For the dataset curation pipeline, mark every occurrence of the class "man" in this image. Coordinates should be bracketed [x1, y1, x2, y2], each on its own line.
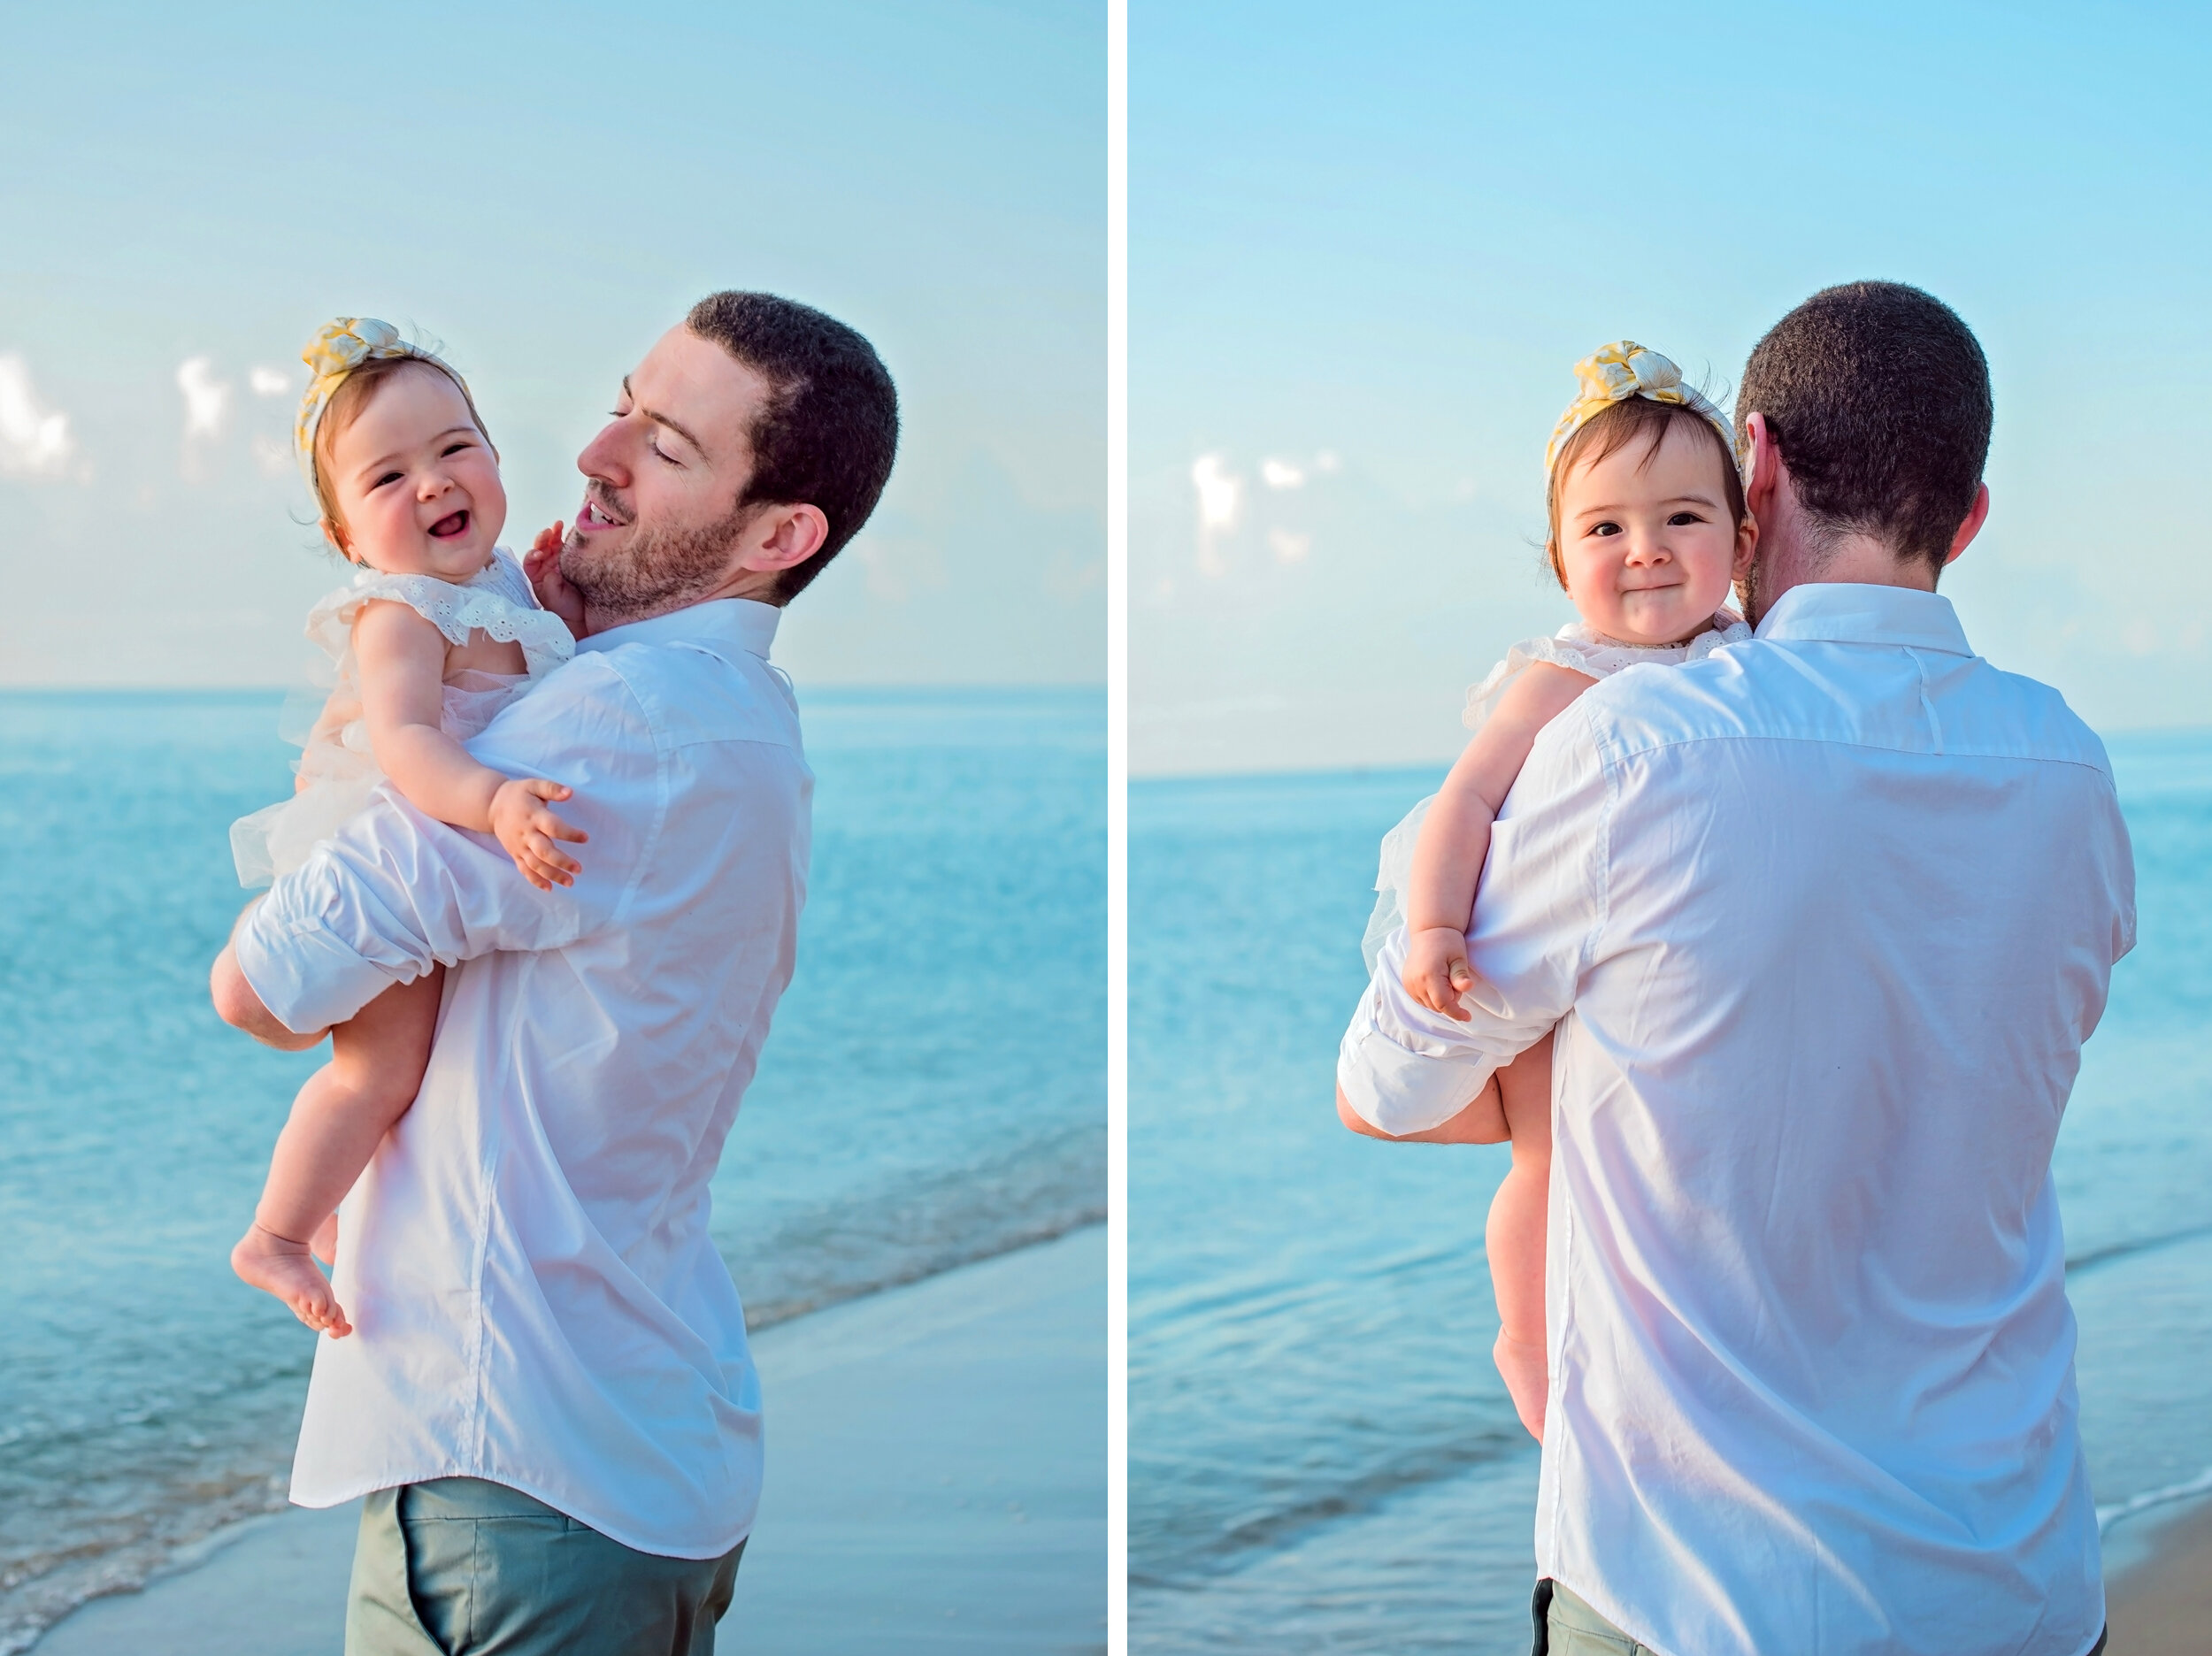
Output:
[1338, 282, 2132, 1655]
[211, 292, 898, 1653]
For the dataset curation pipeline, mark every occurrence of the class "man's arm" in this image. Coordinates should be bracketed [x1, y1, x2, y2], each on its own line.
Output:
[221, 656, 654, 1037]
[1337, 701, 1609, 1138]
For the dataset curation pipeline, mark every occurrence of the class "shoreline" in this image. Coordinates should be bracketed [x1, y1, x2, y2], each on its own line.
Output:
[31, 1226, 1105, 1655]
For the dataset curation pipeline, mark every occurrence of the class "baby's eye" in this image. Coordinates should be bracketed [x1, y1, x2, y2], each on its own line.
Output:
[1587, 520, 1621, 538]
[442, 440, 475, 457]
[372, 471, 403, 489]
[1667, 510, 1707, 526]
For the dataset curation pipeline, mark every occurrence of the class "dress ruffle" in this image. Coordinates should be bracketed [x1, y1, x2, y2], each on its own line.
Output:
[305, 549, 572, 679]
[230, 549, 573, 888]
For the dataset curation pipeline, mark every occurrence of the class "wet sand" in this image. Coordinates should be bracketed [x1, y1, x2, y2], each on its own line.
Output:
[2104, 1495, 2212, 1655]
[32, 1226, 1105, 1654]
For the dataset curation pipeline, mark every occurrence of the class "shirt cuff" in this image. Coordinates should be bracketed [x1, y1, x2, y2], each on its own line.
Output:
[234, 895, 407, 1036]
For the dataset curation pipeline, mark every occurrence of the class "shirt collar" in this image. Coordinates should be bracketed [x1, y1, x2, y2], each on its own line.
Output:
[1754, 582, 1974, 656]
[574, 598, 780, 664]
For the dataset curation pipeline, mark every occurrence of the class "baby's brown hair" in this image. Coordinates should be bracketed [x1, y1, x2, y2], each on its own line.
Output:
[1543, 396, 1746, 589]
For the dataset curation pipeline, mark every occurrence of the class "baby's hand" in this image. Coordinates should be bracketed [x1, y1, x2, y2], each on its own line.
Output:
[1402, 925, 1479, 1020]
[526, 523, 588, 638]
[489, 777, 589, 891]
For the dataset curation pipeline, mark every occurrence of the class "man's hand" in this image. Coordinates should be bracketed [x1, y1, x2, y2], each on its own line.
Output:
[1402, 924, 1478, 1020]
[1336, 1077, 1509, 1144]
[526, 524, 588, 638]
[211, 939, 326, 1051]
[488, 777, 588, 891]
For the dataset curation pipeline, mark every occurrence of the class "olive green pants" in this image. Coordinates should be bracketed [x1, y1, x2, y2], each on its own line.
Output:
[345, 1478, 745, 1655]
[1531, 1579, 2108, 1655]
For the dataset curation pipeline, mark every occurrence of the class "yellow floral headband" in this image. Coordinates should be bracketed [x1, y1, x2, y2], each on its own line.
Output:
[294, 317, 460, 468]
[1544, 341, 1746, 482]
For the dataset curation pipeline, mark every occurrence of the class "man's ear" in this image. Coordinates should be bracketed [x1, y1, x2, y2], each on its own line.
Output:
[741, 502, 831, 576]
[1743, 412, 1780, 518]
[1732, 504, 1759, 583]
[1944, 483, 1990, 567]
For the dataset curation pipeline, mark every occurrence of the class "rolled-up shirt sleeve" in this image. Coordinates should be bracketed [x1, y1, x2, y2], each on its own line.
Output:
[235, 655, 657, 1035]
[1338, 699, 1610, 1135]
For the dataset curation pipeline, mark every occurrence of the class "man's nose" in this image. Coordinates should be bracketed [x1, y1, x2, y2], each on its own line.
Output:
[577, 420, 629, 486]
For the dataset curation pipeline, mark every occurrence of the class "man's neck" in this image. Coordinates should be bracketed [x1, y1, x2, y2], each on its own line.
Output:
[580, 568, 783, 639]
[1748, 533, 1935, 625]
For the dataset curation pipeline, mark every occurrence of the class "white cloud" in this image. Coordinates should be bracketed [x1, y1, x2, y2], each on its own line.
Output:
[249, 365, 294, 397]
[0, 355, 76, 479]
[1261, 457, 1305, 490]
[1268, 529, 1311, 564]
[178, 356, 232, 438]
[1313, 449, 1341, 474]
[1191, 453, 1243, 577]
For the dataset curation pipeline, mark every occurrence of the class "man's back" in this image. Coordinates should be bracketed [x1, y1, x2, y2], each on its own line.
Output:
[1343, 581, 2134, 1652]
[1520, 583, 2131, 1652]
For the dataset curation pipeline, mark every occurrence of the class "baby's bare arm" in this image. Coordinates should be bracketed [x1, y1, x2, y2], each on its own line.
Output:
[351, 602, 588, 890]
[354, 602, 510, 830]
[1401, 663, 1596, 1015]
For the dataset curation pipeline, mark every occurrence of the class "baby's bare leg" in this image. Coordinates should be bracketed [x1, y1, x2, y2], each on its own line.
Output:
[232, 967, 443, 1337]
[1486, 1030, 1555, 1440]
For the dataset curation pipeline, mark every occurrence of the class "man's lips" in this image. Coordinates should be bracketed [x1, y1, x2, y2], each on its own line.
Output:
[576, 495, 630, 533]
[428, 510, 470, 540]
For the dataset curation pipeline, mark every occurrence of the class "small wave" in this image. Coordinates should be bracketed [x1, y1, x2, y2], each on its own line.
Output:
[1133, 1428, 1534, 1589]
[2095, 1466, 2212, 1535]
[2065, 1222, 2212, 1276]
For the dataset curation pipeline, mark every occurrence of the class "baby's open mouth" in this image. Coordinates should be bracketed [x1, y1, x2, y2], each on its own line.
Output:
[428, 510, 471, 540]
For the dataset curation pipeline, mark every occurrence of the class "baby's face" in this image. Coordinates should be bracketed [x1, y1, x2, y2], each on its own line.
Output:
[323, 365, 507, 581]
[1555, 419, 1752, 646]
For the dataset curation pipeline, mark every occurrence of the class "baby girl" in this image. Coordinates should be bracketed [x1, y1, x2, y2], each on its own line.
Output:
[227, 319, 586, 1337]
[1363, 343, 1755, 1438]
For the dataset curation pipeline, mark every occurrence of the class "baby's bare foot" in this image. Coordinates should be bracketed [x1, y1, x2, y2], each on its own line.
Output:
[232, 1222, 352, 1338]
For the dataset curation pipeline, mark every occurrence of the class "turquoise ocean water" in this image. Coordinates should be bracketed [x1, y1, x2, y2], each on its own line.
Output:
[0, 687, 1103, 1653]
[1132, 732, 2212, 1651]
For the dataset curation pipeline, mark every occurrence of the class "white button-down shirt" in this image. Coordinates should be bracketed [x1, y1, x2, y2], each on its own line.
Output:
[236, 598, 808, 1559]
[1340, 584, 2134, 1656]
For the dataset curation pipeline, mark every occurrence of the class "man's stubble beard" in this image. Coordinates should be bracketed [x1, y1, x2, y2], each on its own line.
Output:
[560, 494, 756, 625]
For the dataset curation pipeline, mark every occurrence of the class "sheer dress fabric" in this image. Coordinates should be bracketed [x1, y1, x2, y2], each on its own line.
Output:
[230, 548, 573, 887]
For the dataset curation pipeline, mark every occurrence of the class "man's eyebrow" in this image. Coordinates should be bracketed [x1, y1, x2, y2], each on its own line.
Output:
[355, 426, 480, 476]
[621, 376, 709, 457]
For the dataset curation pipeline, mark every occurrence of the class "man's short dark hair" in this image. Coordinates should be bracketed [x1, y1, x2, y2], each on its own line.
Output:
[1737, 281, 1992, 577]
[685, 291, 899, 602]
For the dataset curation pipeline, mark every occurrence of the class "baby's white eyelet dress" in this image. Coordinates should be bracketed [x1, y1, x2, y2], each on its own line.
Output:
[230, 548, 575, 888]
[1362, 611, 1754, 973]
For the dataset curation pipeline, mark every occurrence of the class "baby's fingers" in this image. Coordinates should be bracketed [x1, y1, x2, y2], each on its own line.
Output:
[520, 833, 580, 884]
[510, 852, 555, 892]
[531, 808, 588, 847]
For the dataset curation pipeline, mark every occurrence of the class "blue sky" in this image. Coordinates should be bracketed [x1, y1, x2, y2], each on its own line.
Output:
[1132, 1, 2212, 772]
[0, 0, 1102, 687]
